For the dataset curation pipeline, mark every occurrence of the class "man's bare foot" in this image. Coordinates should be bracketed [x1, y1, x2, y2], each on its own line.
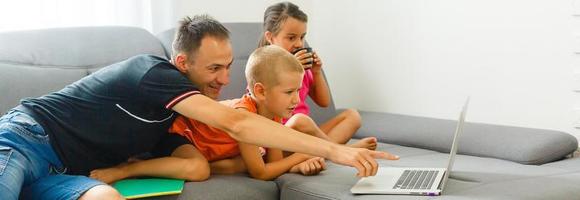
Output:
[349, 137, 378, 150]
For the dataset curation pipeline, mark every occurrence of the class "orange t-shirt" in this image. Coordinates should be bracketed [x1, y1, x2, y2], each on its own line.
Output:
[168, 94, 280, 161]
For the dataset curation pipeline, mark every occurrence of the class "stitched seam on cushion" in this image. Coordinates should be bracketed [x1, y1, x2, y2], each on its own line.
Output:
[284, 186, 339, 200]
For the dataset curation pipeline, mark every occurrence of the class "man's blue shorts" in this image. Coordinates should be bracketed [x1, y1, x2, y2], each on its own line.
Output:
[0, 109, 104, 200]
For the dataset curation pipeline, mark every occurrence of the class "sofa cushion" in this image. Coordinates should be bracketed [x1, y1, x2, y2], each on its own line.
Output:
[542, 157, 580, 171]
[145, 174, 278, 200]
[447, 172, 580, 199]
[356, 111, 578, 165]
[0, 63, 87, 113]
[276, 139, 580, 200]
[0, 26, 166, 68]
[0, 26, 167, 113]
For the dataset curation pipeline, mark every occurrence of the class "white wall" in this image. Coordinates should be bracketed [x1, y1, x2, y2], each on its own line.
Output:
[306, 0, 580, 140]
[0, 0, 153, 32]
[153, 0, 579, 140]
[149, 0, 313, 34]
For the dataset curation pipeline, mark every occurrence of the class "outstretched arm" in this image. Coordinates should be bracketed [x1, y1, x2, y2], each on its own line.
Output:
[172, 95, 399, 177]
[238, 143, 313, 181]
[90, 144, 209, 184]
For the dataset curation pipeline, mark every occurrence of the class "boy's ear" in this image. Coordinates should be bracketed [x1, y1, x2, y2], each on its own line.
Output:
[173, 53, 188, 73]
[253, 82, 267, 101]
[265, 31, 273, 44]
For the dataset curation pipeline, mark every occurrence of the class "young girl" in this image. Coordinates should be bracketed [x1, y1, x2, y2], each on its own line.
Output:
[259, 2, 376, 148]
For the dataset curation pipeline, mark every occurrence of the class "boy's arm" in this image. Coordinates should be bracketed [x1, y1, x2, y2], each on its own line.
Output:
[239, 143, 311, 181]
[211, 107, 285, 175]
[90, 144, 209, 184]
[289, 157, 327, 175]
[172, 95, 399, 177]
[265, 147, 284, 163]
[267, 148, 326, 176]
[308, 53, 331, 107]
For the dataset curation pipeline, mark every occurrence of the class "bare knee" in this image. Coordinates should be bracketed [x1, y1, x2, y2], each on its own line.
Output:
[286, 114, 316, 134]
[171, 144, 210, 181]
[184, 158, 210, 181]
[79, 185, 123, 200]
[342, 109, 361, 128]
[292, 113, 314, 126]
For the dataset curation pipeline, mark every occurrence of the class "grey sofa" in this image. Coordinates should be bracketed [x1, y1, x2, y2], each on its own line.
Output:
[1, 23, 580, 200]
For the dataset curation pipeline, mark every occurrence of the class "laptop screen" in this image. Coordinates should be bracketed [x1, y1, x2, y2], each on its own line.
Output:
[440, 97, 469, 190]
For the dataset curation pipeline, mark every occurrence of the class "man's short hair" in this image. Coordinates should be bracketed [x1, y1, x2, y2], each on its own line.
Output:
[172, 14, 230, 63]
[245, 45, 304, 93]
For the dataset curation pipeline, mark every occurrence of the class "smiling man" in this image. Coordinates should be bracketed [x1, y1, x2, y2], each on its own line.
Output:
[0, 15, 398, 199]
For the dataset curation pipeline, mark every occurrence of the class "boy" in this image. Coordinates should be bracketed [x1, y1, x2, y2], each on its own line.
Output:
[174, 45, 328, 179]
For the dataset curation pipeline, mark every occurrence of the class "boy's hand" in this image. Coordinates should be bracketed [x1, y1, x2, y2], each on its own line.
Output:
[90, 166, 128, 184]
[327, 145, 399, 177]
[290, 157, 326, 176]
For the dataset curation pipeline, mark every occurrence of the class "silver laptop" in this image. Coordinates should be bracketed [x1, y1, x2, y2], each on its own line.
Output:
[350, 98, 469, 196]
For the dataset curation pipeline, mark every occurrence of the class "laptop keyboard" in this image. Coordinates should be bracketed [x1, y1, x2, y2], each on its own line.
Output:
[393, 170, 439, 190]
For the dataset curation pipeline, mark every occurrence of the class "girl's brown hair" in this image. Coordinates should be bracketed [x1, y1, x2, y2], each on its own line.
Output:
[258, 2, 308, 47]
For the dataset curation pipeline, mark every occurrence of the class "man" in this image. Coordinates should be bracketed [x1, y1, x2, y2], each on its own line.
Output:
[0, 15, 398, 199]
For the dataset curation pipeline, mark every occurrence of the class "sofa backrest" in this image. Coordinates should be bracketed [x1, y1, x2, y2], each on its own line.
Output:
[0, 26, 167, 113]
[156, 22, 337, 124]
[0, 24, 337, 124]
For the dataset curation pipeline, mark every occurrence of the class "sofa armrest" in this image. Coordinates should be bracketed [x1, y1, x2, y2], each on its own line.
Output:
[355, 111, 578, 165]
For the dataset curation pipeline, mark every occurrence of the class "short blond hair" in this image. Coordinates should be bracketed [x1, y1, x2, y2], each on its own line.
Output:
[245, 45, 304, 93]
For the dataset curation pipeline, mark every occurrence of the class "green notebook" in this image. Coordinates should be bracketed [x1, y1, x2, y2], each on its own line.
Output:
[113, 178, 185, 199]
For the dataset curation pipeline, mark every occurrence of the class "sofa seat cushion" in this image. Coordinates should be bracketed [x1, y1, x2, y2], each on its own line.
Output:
[146, 174, 279, 200]
[276, 139, 579, 200]
[542, 157, 580, 171]
[447, 172, 580, 200]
